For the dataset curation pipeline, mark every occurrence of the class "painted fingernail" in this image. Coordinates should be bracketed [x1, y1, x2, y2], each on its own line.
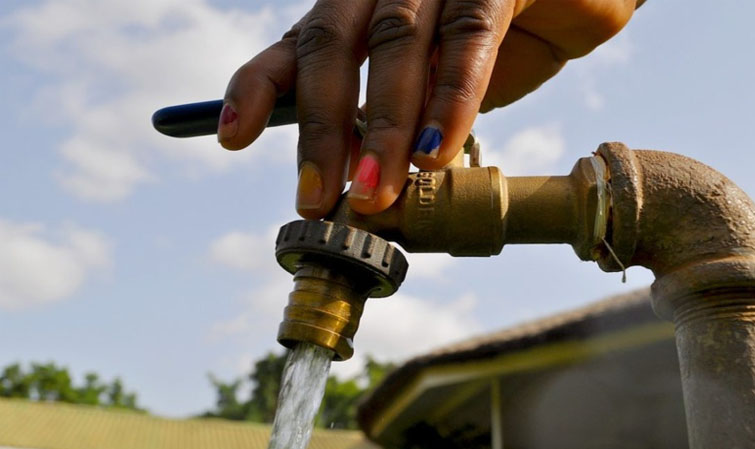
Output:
[348, 153, 380, 200]
[413, 125, 443, 159]
[296, 162, 324, 210]
[217, 103, 238, 141]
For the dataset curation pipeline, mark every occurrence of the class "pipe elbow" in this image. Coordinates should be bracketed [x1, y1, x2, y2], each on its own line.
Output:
[596, 142, 755, 318]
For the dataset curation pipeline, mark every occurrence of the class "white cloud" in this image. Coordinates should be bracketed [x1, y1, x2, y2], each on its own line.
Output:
[57, 138, 152, 201]
[208, 272, 291, 340]
[589, 31, 633, 66]
[573, 31, 634, 111]
[4, 0, 303, 202]
[404, 252, 457, 280]
[207, 227, 290, 344]
[0, 220, 111, 309]
[209, 227, 279, 273]
[332, 292, 481, 379]
[482, 124, 565, 175]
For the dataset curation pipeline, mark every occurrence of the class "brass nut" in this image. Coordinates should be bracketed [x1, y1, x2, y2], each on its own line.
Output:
[275, 220, 408, 361]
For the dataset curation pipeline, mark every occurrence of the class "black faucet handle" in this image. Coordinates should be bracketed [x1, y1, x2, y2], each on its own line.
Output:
[151, 90, 297, 138]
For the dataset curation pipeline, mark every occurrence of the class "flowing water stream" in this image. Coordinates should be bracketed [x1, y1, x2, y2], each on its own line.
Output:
[268, 343, 334, 449]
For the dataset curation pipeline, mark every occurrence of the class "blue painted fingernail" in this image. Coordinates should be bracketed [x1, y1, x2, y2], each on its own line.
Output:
[413, 126, 443, 158]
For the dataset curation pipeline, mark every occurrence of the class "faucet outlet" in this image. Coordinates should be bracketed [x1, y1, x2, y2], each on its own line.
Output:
[275, 220, 408, 361]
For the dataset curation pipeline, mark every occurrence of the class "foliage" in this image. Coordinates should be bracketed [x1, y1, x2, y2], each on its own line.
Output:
[0, 362, 142, 411]
[317, 375, 362, 429]
[247, 352, 288, 423]
[204, 352, 395, 429]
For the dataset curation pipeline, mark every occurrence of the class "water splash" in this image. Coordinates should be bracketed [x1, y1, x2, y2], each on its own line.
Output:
[268, 343, 333, 449]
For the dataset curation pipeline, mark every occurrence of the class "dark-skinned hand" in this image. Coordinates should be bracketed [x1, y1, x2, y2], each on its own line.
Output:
[218, 0, 643, 218]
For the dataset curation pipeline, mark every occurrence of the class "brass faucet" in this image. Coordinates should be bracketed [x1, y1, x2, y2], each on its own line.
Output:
[273, 140, 755, 449]
[274, 134, 612, 361]
[154, 101, 755, 449]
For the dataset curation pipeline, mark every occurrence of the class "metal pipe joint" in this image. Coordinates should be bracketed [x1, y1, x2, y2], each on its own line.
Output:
[594, 142, 755, 448]
[277, 141, 755, 448]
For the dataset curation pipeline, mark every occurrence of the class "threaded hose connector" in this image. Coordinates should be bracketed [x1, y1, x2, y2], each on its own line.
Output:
[275, 220, 408, 360]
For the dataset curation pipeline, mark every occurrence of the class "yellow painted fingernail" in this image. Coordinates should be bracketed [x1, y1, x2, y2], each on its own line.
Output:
[296, 162, 323, 210]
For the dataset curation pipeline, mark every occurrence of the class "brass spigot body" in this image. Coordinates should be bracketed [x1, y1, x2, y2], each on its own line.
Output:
[330, 157, 609, 261]
[276, 154, 610, 361]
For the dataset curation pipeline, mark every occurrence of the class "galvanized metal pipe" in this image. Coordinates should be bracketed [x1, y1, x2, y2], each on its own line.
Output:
[597, 143, 755, 449]
[671, 291, 755, 448]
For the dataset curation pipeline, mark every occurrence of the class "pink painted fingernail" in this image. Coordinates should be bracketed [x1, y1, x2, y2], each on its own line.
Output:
[348, 153, 380, 200]
[217, 103, 238, 141]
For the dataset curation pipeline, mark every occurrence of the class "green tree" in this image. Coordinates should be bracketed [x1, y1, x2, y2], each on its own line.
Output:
[364, 356, 396, 390]
[316, 356, 396, 429]
[206, 374, 245, 420]
[316, 376, 362, 429]
[0, 361, 143, 411]
[246, 352, 288, 422]
[0, 364, 31, 398]
[107, 377, 139, 409]
[28, 362, 76, 402]
[205, 351, 395, 429]
[76, 373, 107, 406]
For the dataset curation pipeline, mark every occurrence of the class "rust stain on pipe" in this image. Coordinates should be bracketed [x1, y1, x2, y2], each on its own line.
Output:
[596, 142, 755, 449]
[597, 143, 755, 279]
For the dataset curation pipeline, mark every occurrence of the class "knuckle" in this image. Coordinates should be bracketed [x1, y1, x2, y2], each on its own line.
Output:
[282, 11, 311, 41]
[434, 71, 479, 105]
[367, 113, 404, 132]
[363, 110, 415, 152]
[281, 24, 301, 42]
[296, 14, 347, 60]
[440, 1, 499, 41]
[298, 113, 339, 147]
[368, 2, 420, 51]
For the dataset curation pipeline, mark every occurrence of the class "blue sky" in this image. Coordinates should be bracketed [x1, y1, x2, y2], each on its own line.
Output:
[1, 0, 753, 417]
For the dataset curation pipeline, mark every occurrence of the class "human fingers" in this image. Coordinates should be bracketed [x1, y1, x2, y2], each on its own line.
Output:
[347, 0, 444, 214]
[218, 33, 298, 150]
[410, 0, 518, 171]
[346, 106, 367, 181]
[294, 0, 375, 219]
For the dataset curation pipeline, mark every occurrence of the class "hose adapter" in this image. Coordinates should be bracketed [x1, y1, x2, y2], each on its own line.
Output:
[275, 220, 408, 361]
